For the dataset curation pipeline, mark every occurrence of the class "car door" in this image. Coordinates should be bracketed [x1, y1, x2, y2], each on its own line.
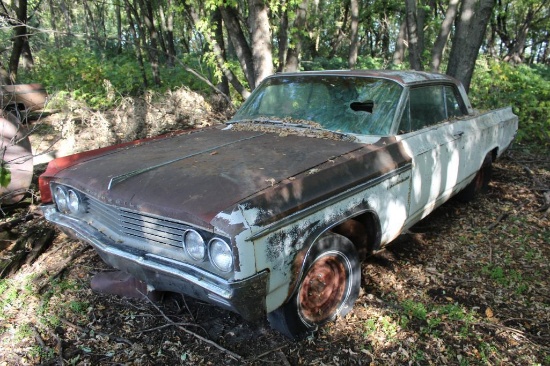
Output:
[397, 84, 468, 223]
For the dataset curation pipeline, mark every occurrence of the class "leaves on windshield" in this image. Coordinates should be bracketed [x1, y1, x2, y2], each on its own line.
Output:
[231, 120, 357, 142]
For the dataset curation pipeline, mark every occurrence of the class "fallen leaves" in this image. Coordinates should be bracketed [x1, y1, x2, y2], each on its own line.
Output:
[1, 146, 548, 365]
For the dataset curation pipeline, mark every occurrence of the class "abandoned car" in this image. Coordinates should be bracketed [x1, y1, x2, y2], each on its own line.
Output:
[39, 70, 518, 338]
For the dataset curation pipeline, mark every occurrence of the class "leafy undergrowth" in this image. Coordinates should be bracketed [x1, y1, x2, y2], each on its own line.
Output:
[0, 145, 548, 365]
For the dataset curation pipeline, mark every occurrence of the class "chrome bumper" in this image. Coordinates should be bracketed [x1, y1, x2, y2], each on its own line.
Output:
[41, 205, 269, 321]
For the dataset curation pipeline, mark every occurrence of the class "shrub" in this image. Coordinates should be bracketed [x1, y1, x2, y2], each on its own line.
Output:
[19, 47, 215, 109]
[470, 60, 550, 145]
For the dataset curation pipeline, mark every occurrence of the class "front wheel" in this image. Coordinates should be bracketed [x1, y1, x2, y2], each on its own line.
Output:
[268, 233, 360, 339]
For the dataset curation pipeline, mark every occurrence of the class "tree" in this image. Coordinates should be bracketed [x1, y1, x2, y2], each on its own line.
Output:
[284, 0, 309, 72]
[431, 0, 459, 72]
[248, 0, 273, 86]
[220, 4, 256, 89]
[392, 18, 407, 66]
[1, 0, 34, 82]
[447, 0, 496, 92]
[348, 0, 359, 69]
[405, 0, 424, 71]
[494, 0, 550, 65]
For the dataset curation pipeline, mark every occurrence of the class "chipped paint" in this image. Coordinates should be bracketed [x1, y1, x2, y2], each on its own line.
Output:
[40, 71, 518, 322]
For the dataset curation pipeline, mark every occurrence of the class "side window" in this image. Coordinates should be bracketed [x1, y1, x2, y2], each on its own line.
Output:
[398, 98, 410, 134]
[398, 84, 467, 134]
[444, 86, 465, 118]
[409, 86, 446, 131]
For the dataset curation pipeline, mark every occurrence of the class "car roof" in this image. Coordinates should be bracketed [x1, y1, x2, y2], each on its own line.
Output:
[270, 70, 460, 87]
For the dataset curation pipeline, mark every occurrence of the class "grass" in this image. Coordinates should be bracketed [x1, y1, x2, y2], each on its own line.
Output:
[0, 145, 548, 365]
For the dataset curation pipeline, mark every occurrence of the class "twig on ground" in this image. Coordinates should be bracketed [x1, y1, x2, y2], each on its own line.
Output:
[37, 245, 91, 293]
[247, 345, 288, 363]
[181, 294, 195, 322]
[136, 322, 203, 334]
[59, 317, 133, 346]
[29, 323, 47, 349]
[486, 213, 509, 231]
[142, 294, 243, 361]
[0, 213, 36, 231]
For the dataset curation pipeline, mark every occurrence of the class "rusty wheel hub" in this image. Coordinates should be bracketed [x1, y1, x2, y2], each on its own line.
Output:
[298, 254, 347, 323]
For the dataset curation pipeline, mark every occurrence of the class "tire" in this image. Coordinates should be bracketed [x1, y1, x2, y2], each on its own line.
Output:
[457, 154, 492, 202]
[268, 233, 360, 339]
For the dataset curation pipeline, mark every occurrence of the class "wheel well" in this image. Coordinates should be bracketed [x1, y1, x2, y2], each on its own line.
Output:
[331, 211, 381, 259]
[490, 147, 498, 162]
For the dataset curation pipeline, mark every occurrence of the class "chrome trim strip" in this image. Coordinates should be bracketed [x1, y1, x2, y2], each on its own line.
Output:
[41, 205, 270, 321]
[246, 163, 412, 241]
[42, 205, 230, 295]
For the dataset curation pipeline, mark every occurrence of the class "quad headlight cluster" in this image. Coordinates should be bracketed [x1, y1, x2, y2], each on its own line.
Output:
[50, 184, 234, 273]
[183, 229, 233, 272]
[52, 184, 87, 215]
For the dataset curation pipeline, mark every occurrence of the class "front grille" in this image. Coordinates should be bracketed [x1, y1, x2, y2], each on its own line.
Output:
[86, 196, 190, 249]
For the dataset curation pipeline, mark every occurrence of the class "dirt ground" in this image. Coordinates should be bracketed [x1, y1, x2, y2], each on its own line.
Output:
[0, 108, 548, 365]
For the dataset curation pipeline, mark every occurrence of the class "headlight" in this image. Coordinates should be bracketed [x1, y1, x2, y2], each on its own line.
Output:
[209, 238, 233, 272]
[67, 189, 86, 214]
[53, 186, 69, 213]
[183, 230, 206, 261]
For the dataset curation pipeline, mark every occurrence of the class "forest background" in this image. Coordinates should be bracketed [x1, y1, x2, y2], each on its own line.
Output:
[1, 0, 549, 146]
[1, 1, 549, 365]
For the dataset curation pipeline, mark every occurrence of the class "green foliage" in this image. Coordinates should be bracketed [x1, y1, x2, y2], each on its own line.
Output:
[470, 60, 550, 145]
[304, 56, 385, 71]
[20, 47, 213, 109]
[401, 299, 428, 321]
[0, 162, 11, 188]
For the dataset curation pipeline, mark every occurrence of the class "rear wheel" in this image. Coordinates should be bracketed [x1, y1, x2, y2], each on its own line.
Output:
[457, 154, 492, 202]
[268, 233, 360, 339]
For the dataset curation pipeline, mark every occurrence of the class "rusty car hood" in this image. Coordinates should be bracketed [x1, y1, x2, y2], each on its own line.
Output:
[54, 126, 401, 227]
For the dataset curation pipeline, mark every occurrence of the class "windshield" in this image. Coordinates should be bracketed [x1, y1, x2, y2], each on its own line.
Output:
[230, 75, 403, 135]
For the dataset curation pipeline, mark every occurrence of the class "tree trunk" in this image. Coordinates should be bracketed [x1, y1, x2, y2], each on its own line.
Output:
[8, 0, 33, 82]
[83, 0, 101, 48]
[348, 0, 360, 69]
[430, 0, 459, 72]
[220, 5, 256, 89]
[285, 0, 308, 72]
[406, 0, 423, 71]
[328, 3, 349, 59]
[116, 1, 123, 53]
[248, 0, 273, 87]
[60, 1, 73, 47]
[124, 0, 148, 88]
[187, 5, 250, 99]
[276, 7, 289, 72]
[159, 1, 177, 67]
[139, 0, 161, 86]
[0, 63, 10, 85]
[504, 9, 533, 64]
[541, 36, 550, 64]
[447, 0, 495, 92]
[392, 19, 407, 66]
[213, 8, 229, 96]
[381, 14, 391, 61]
[48, 0, 60, 49]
